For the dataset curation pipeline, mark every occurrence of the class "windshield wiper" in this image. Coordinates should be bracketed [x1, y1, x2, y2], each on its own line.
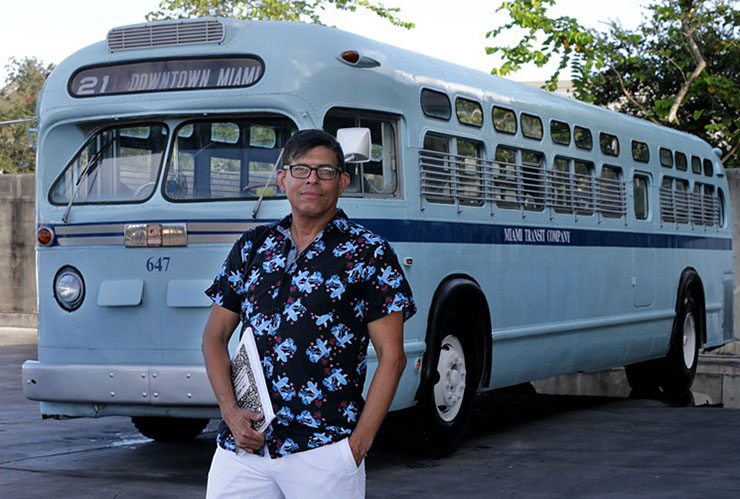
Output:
[62, 137, 116, 224]
[251, 148, 284, 219]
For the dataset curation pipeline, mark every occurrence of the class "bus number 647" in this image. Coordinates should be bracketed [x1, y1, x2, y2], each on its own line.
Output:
[146, 256, 170, 272]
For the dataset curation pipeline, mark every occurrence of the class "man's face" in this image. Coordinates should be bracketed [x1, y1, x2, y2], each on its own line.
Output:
[277, 145, 350, 223]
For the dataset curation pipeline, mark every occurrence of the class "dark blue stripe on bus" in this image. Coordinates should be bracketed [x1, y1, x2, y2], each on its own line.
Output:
[357, 219, 732, 251]
[52, 219, 732, 251]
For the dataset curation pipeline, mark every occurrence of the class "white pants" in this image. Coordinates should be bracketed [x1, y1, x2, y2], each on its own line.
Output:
[206, 438, 366, 499]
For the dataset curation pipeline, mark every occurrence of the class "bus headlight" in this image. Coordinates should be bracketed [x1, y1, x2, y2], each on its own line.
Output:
[54, 266, 85, 311]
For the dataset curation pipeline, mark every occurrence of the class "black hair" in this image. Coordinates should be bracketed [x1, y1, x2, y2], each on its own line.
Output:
[283, 129, 345, 172]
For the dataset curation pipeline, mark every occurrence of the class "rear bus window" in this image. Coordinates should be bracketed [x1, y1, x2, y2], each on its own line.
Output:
[703, 158, 713, 177]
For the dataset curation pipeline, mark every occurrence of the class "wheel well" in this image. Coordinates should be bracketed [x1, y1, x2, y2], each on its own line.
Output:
[677, 268, 707, 345]
[415, 274, 491, 401]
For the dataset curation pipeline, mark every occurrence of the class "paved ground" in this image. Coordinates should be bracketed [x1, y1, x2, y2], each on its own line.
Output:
[2, 328, 740, 498]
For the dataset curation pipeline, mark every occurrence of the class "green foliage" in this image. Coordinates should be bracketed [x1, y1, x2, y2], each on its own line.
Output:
[0, 57, 53, 174]
[147, 0, 413, 29]
[488, 0, 740, 168]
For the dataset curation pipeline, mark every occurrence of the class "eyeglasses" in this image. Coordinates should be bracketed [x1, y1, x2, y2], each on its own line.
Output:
[284, 164, 342, 180]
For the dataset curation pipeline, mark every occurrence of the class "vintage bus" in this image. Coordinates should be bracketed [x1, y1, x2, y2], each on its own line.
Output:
[23, 18, 733, 455]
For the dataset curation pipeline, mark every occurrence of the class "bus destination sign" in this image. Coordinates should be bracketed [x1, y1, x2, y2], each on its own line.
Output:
[68, 57, 264, 98]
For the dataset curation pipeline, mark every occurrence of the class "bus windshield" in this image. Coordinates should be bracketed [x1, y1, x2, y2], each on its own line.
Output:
[50, 123, 168, 205]
[163, 117, 297, 201]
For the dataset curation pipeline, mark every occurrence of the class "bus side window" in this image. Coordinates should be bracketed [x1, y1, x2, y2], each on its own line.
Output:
[660, 177, 675, 223]
[521, 150, 544, 211]
[633, 175, 649, 220]
[421, 133, 453, 203]
[573, 160, 594, 215]
[494, 146, 518, 209]
[552, 157, 572, 213]
[674, 178, 689, 224]
[420, 134, 484, 206]
[324, 110, 399, 196]
[599, 165, 624, 218]
[456, 138, 484, 206]
[690, 182, 704, 225]
[691, 155, 702, 174]
[703, 184, 716, 225]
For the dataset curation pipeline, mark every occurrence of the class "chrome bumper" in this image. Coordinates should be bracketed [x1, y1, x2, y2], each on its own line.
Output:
[22, 361, 217, 406]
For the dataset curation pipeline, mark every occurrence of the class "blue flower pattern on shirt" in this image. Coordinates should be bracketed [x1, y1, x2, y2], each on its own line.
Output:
[205, 210, 415, 458]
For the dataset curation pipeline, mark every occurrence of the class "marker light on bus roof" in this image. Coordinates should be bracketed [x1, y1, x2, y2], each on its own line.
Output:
[337, 51, 381, 69]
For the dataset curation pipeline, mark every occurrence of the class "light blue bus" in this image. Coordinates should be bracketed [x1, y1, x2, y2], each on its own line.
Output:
[23, 18, 733, 455]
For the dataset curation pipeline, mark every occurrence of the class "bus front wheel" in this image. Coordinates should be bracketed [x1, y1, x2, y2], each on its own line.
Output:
[131, 416, 209, 442]
[406, 328, 475, 456]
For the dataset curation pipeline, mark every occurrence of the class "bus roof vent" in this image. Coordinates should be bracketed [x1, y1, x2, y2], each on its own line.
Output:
[107, 19, 225, 52]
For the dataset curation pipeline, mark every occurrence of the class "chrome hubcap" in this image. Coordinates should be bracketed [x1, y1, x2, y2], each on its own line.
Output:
[433, 335, 467, 422]
[682, 312, 697, 369]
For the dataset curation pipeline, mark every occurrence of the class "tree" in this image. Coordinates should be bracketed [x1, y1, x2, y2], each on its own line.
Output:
[0, 57, 53, 174]
[147, 0, 413, 29]
[486, 0, 740, 168]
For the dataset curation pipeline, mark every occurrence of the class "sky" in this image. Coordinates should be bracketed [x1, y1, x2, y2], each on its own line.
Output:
[0, 0, 648, 85]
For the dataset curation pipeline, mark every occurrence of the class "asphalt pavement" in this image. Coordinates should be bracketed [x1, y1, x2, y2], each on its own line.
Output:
[2, 328, 739, 498]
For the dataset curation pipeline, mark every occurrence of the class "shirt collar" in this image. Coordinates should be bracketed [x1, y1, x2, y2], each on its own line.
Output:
[276, 209, 350, 234]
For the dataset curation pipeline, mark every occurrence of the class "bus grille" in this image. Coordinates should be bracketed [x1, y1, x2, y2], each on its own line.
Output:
[107, 20, 225, 52]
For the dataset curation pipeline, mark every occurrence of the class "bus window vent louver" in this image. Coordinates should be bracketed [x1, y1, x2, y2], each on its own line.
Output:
[107, 20, 225, 52]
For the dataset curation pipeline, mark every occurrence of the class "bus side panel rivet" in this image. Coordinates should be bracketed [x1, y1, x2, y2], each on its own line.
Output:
[110, 392, 115, 397]
[187, 393, 192, 398]
[153, 392, 158, 398]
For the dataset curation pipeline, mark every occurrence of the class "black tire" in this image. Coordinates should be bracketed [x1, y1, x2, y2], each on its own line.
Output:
[660, 295, 699, 394]
[402, 329, 476, 456]
[131, 416, 209, 442]
[624, 294, 700, 397]
[625, 361, 662, 397]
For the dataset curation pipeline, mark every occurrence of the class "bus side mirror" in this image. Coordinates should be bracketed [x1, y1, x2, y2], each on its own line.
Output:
[337, 128, 371, 163]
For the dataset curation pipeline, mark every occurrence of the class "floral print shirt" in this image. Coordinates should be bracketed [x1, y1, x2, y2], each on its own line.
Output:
[205, 209, 415, 458]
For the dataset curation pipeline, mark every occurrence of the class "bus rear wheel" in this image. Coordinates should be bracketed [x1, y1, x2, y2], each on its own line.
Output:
[132, 416, 209, 442]
[625, 294, 699, 398]
[661, 295, 699, 394]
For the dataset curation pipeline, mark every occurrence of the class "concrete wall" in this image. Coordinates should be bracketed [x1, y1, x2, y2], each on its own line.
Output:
[0, 174, 36, 328]
[727, 170, 740, 345]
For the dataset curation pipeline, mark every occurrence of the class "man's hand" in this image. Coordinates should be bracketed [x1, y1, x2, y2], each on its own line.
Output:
[348, 432, 370, 466]
[224, 407, 266, 451]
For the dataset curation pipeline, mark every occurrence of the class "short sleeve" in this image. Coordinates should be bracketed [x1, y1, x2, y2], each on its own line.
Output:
[362, 240, 416, 324]
[205, 231, 253, 314]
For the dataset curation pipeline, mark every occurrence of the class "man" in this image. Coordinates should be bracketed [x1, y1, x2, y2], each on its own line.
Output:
[202, 129, 415, 498]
